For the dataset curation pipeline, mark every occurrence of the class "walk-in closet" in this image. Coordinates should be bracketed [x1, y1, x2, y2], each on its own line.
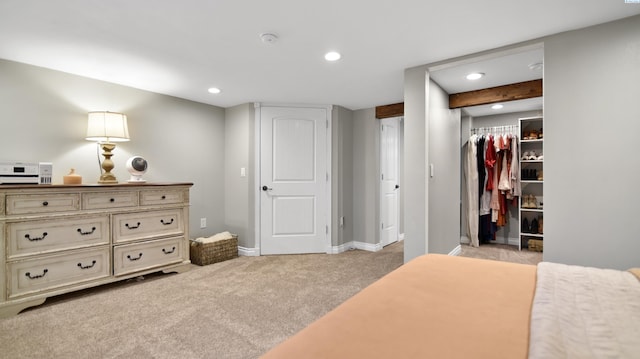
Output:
[461, 107, 543, 250]
[428, 44, 544, 254]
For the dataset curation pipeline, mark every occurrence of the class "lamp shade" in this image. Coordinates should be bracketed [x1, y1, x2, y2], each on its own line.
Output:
[86, 111, 130, 142]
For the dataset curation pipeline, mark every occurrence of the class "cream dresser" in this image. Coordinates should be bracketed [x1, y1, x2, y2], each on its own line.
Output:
[0, 182, 192, 317]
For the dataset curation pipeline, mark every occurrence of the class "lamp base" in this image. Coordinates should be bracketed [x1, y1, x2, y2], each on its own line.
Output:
[98, 173, 118, 184]
[98, 142, 118, 184]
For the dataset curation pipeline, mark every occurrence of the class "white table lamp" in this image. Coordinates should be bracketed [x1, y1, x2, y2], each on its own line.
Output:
[86, 111, 130, 184]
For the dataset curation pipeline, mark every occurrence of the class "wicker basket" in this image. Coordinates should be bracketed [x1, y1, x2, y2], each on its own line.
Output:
[190, 234, 238, 266]
[528, 239, 543, 252]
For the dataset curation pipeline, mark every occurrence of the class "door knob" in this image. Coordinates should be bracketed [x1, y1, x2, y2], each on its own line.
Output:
[395, 184, 400, 189]
[262, 185, 273, 191]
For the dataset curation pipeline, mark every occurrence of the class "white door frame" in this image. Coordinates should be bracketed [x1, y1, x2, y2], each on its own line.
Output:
[379, 116, 401, 247]
[254, 103, 332, 255]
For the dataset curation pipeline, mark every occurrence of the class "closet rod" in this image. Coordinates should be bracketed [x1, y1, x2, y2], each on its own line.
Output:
[470, 125, 518, 136]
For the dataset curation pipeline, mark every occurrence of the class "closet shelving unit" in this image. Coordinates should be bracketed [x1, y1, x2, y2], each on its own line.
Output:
[519, 116, 544, 251]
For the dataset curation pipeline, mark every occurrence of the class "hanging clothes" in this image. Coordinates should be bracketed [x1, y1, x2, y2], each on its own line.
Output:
[479, 138, 491, 217]
[485, 135, 496, 191]
[510, 136, 521, 198]
[477, 136, 486, 201]
[490, 147, 501, 224]
[463, 127, 520, 246]
[463, 134, 479, 247]
[498, 135, 512, 192]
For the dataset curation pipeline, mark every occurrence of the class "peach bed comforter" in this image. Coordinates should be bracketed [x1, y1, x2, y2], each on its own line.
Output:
[263, 254, 640, 359]
[262, 254, 537, 359]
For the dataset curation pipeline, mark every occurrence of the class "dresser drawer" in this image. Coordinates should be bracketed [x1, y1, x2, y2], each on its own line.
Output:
[7, 215, 109, 258]
[8, 247, 110, 298]
[82, 191, 138, 210]
[113, 237, 184, 276]
[112, 209, 184, 243]
[6, 193, 80, 215]
[140, 189, 186, 206]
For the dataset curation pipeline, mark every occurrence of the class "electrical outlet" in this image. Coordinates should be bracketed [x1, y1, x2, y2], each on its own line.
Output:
[200, 218, 207, 228]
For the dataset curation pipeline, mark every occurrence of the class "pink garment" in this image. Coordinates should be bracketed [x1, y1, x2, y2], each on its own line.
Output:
[498, 138, 511, 192]
[485, 136, 496, 191]
[490, 150, 501, 222]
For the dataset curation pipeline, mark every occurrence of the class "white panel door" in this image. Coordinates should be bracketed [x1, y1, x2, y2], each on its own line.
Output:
[380, 117, 400, 247]
[260, 106, 328, 254]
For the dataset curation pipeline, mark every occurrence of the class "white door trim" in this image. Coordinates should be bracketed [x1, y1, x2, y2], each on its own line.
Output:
[254, 103, 332, 255]
[379, 116, 400, 247]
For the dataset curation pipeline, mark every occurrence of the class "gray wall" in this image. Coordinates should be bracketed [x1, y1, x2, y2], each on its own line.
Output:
[403, 67, 428, 262]
[224, 103, 255, 249]
[0, 59, 226, 238]
[352, 108, 379, 247]
[405, 14, 640, 269]
[544, 15, 640, 269]
[427, 80, 461, 254]
[398, 117, 405, 236]
[331, 106, 354, 248]
[404, 69, 462, 262]
[348, 108, 405, 250]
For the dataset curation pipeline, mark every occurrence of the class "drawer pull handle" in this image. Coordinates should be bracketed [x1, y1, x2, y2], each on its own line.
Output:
[78, 260, 97, 269]
[125, 222, 141, 229]
[77, 227, 97, 235]
[160, 218, 174, 225]
[161, 195, 166, 199]
[25, 232, 48, 241]
[162, 246, 176, 254]
[110, 198, 115, 202]
[25, 269, 48, 279]
[127, 253, 143, 261]
[42, 201, 49, 206]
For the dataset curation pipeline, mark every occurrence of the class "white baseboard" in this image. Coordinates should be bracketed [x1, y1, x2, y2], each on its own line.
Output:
[398, 233, 405, 241]
[327, 242, 356, 254]
[355, 241, 383, 252]
[448, 245, 462, 256]
[330, 241, 382, 253]
[238, 246, 260, 256]
[244, 241, 392, 256]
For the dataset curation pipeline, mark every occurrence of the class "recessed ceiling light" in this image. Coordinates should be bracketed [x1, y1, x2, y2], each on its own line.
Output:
[208, 87, 221, 94]
[466, 72, 484, 80]
[325, 51, 341, 62]
[491, 104, 504, 110]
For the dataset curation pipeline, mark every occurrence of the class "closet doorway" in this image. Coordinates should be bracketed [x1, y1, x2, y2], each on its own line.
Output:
[428, 44, 544, 254]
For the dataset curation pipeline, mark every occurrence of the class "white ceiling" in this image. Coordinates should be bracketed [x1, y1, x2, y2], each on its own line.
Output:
[430, 47, 545, 117]
[0, 1, 638, 111]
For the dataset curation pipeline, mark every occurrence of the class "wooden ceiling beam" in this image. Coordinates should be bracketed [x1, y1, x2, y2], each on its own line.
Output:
[448, 79, 542, 109]
[375, 102, 404, 119]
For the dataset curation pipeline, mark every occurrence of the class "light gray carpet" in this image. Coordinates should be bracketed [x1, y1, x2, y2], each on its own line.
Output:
[0, 241, 540, 358]
[0, 243, 403, 359]
[460, 243, 542, 265]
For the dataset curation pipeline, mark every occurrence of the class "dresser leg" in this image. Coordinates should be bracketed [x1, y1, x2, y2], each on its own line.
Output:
[0, 297, 47, 318]
[161, 262, 192, 275]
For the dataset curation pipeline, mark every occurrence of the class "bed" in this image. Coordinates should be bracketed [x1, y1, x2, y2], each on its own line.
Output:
[262, 254, 640, 358]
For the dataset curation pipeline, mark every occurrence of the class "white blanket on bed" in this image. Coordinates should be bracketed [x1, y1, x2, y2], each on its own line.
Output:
[529, 262, 640, 359]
